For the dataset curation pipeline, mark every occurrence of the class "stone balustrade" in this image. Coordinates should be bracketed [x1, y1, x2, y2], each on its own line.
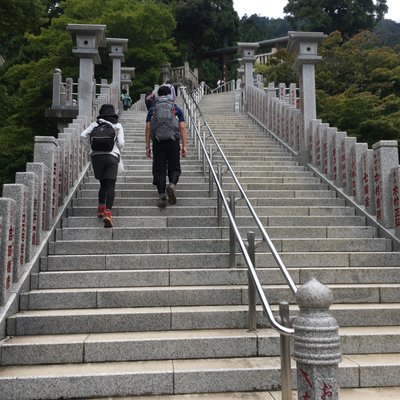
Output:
[245, 83, 400, 238]
[0, 23, 129, 316]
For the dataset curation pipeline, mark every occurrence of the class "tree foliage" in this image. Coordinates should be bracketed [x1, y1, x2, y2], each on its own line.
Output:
[315, 31, 400, 145]
[0, 0, 178, 186]
[174, 0, 239, 66]
[284, 0, 388, 38]
[238, 15, 291, 42]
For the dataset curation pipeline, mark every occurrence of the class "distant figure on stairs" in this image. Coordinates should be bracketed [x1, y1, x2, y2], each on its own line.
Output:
[80, 104, 125, 227]
[145, 85, 187, 208]
[120, 88, 132, 110]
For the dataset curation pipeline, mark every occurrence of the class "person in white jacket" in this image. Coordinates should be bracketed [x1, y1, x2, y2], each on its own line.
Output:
[80, 104, 124, 228]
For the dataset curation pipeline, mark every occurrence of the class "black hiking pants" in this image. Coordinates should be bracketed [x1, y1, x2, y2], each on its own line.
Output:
[152, 140, 181, 195]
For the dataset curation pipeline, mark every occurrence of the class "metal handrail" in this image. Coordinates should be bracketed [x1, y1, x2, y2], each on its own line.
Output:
[179, 86, 295, 336]
[185, 89, 297, 296]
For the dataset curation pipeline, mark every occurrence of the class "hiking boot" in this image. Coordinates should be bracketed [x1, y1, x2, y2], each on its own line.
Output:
[166, 183, 177, 205]
[97, 204, 106, 218]
[158, 194, 168, 208]
[103, 209, 113, 228]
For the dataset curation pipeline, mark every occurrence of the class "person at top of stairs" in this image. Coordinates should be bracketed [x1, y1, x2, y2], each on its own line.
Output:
[80, 103, 125, 227]
[145, 85, 187, 208]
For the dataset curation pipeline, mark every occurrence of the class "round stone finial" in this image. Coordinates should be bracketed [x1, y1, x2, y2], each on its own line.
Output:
[54, 68, 61, 73]
[296, 278, 333, 309]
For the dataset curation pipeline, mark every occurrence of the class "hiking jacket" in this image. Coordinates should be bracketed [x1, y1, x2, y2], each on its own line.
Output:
[80, 119, 125, 157]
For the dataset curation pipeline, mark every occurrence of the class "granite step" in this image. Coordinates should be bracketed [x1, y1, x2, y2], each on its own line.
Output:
[2, 326, 399, 366]
[6, 304, 400, 335]
[47, 237, 391, 255]
[19, 283, 400, 310]
[35, 266, 400, 289]
[2, 354, 398, 399]
[43, 251, 400, 272]
[55, 225, 377, 241]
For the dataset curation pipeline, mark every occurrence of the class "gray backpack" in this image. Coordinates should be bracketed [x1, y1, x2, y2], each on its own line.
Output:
[150, 99, 180, 142]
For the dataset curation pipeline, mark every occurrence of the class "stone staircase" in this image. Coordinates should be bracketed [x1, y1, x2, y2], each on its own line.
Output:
[0, 92, 399, 399]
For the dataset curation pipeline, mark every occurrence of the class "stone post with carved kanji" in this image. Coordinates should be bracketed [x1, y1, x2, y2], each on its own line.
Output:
[293, 278, 342, 400]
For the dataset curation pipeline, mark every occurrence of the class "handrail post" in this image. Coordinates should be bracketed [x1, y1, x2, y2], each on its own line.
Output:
[247, 231, 257, 331]
[203, 136, 208, 178]
[209, 145, 213, 196]
[279, 302, 292, 400]
[217, 164, 222, 226]
[229, 191, 236, 268]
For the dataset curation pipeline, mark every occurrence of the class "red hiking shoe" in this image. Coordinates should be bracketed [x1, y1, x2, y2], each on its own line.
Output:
[97, 204, 106, 218]
[103, 209, 113, 228]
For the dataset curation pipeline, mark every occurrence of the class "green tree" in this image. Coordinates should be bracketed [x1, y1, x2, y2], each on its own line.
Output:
[315, 31, 400, 144]
[0, 0, 48, 59]
[239, 15, 291, 42]
[284, 0, 388, 38]
[255, 49, 297, 86]
[174, 0, 239, 68]
[0, 0, 179, 187]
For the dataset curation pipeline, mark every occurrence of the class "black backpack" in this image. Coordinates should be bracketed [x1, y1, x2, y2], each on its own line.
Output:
[150, 99, 180, 142]
[90, 122, 116, 152]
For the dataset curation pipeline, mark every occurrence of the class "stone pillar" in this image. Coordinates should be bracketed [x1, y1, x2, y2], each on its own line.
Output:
[236, 63, 245, 112]
[52, 68, 62, 107]
[161, 63, 171, 83]
[2, 184, 28, 282]
[324, 127, 337, 179]
[279, 83, 286, 101]
[26, 162, 47, 243]
[289, 83, 297, 108]
[350, 142, 368, 204]
[107, 37, 128, 109]
[293, 278, 341, 400]
[391, 167, 400, 237]
[34, 136, 59, 230]
[121, 67, 135, 95]
[0, 199, 16, 305]
[332, 131, 346, 187]
[15, 172, 38, 262]
[265, 83, 276, 130]
[65, 77, 74, 106]
[309, 120, 322, 167]
[372, 140, 399, 228]
[341, 136, 357, 196]
[67, 24, 106, 120]
[361, 149, 375, 215]
[292, 109, 302, 153]
[287, 31, 326, 165]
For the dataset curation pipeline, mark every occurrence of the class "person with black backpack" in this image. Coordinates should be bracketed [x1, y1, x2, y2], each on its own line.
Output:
[145, 85, 187, 208]
[80, 104, 124, 227]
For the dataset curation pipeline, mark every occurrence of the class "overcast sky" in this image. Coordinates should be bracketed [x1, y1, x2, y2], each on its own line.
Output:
[232, 0, 400, 23]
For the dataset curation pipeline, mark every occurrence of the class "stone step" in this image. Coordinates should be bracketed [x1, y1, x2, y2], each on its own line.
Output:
[85, 175, 322, 184]
[47, 237, 391, 255]
[72, 196, 347, 208]
[77, 189, 339, 199]
[6, 304, 400, 336]
[79, 182, 329, 191]
[36, 267, 400, 289]
[64, 213, 366, 228]
[2, 326, 399, 366]
[56, 225, 377, 241]
[43, 251, 400, 272]
[1, 354, 397, 399]
[71, 388, 400, 400]
[19, 283, 400, 310]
